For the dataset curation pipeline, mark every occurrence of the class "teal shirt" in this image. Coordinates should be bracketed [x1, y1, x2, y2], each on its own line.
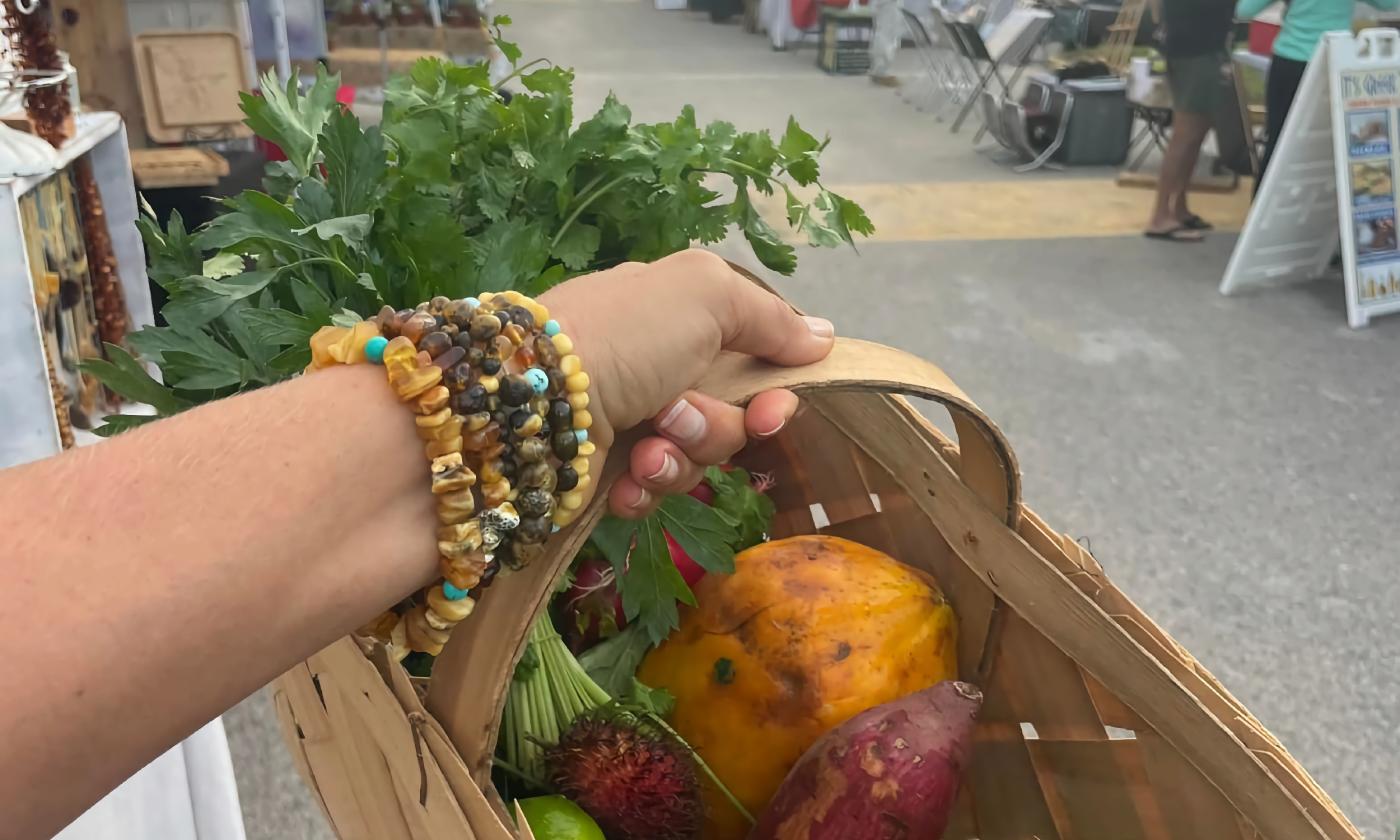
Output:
[1236, 0, 1400, 61]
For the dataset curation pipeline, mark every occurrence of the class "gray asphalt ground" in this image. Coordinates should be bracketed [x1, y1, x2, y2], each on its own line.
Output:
[225, 3, 1400, 838]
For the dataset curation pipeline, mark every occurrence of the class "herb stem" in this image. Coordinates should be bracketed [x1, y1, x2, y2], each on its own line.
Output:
[645, 711, 756, 826]
[549, 173, 629, 252]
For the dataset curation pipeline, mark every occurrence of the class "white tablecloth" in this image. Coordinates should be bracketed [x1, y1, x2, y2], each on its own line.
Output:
[53, 718, 246, 840]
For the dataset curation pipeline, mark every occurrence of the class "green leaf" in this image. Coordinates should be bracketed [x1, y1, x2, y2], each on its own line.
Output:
[628, 680, 675, 717]
[778, 117, 821, 186]
[656, 494, 738, 575]
[161, 270, 278, 327]
[592, 513, 691, 645]
[269, 344, 312, 374]
[290, 276, 333, 322]
[826, 190, 875, 238]
[320, 107, 386, 216]
[474, 218, 549, 291]
[330, 308, 363, 327]
[161, 349, 251, 390]
[705, 466, 775, 550]
[733, 188, 796, 275]
[79, 344, 188, 415]
[202, 252, 245, 279]
[241, 308, 319, 347]
[578, 624, 654, 699]
[550, 222, 600, 271]
[199, 191, 311, 256]
[293, 214, 373, 254]
[91, 413, 160, 437]
[138, 210, 203, 288]
[240, 65, 342, 176]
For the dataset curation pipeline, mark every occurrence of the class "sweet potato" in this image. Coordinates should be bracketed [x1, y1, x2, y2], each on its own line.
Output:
[747, 681, 982, 840]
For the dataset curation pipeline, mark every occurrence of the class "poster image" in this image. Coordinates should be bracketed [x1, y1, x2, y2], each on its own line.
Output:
[1354, 207, 1398, 263]
[1350, 160, 1394, 205]
[1347, 109, 1391, 156]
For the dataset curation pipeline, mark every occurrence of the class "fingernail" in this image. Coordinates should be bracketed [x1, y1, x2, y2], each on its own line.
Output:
[803, 316, 834, 338]
[647, 453, 680, 483]
[630, 486, 653, 509]
[756, 418, 786, 439]
[658, 398, 707, 444]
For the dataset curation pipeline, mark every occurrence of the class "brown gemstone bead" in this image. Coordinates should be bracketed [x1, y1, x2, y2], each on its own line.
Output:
[547, 368, 565, 393]
[500, 375, 533, 407]
[445, 362, 473, 392]
[533, 335, 560, 368]
[506, 304, 534, 328]
[463, 423, 501, 452]
[465, 412, 491, 431]
[431, 345, 466, 372]
[502, 323, 527, 346]
[469, 314, 501, 341]
[556, 464, 579, 492]
[429, 295, 451, 314]
[416, 350, 432, 367]
[401, 312, 436, 343]
[519, 461, 557, 492]
[492, 335, 515, 360]
[478, 560, 502, 589]
[517, 487, 555, 518]
[482, 479, 512, 506]
[377, 305, 401, 338]
[418, 330, 453, 358]
[516, 514, 552, 544]
[517, 437, 548, 463]
[552, 430, 579, 460]
[444, 299, 474, 328]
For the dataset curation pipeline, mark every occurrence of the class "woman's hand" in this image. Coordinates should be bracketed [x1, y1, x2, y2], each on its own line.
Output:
[541, 250, 835, 518]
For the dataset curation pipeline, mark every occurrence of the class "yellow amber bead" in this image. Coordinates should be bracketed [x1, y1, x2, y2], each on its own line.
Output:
[344, 321, 380, 364]
[425, 436, 463, 459]
[417, 386, 450, 414]
[392, 366, 444, 400]
[438, 507, 472, 525]
[478, 291, 496, 303]
[561, 490, 584, 511]
[479, 375, 499, 394]
[500, 290, 524, 304]
[466, 412, 491, 431]
[578, 441, 597, 457]
[565, 372, 590, 394]
[551, 333, 574, 355]
[516, 415, 543, 437]
[525, 300, 549, 325]
[439, 534, 483, 559]
[416, 407, 451, 428]
[553, 507, 577, 527]
[382, 336, 418, 375]
[308, 326, 351, 370]
[431, 470, 474, 495]
[482, 479, 512, 506]
[424, 608, 454, 631]
[568, 392, 589, 412]
[560, 355, 582, 376]
[574, 473, 593, 492]
[418, 415, 465, 442]
[437, 520, 482, 544]
[573, 409, 592, 430]
[427, 585, 476, 622]
[441, 551, 487, 589]
[358, 610, 398, 641]
[571, 456, 590, 476]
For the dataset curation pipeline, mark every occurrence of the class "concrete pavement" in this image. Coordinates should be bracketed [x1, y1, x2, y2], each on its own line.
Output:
[226, 4, 1400, 838]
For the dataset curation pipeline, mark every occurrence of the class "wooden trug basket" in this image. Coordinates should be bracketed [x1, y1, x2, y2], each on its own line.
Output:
[274, 313, 1361, 840]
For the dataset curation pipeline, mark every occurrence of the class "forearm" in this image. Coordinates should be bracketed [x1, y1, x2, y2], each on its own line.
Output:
[0, 364, 436, 839]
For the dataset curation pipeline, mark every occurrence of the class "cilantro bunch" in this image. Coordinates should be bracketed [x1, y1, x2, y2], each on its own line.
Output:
[87, 27, 865, 639]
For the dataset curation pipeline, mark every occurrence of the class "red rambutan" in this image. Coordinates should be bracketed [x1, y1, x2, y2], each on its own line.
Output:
[545, 710, 702, 840]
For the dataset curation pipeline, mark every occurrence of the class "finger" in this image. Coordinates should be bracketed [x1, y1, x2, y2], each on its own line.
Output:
[714, 265, 835, 366]
[629, 436, 705, 496]
[608, 476, 658, 519]
[744, 389, 801, 439]
[655, 390, 749, 466]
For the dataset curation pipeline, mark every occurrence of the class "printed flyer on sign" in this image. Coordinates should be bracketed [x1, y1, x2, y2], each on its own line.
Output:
[1340, 70, 1400, 296]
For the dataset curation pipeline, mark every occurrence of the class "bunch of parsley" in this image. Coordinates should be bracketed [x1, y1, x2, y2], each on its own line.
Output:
[87, 28, 868, 638]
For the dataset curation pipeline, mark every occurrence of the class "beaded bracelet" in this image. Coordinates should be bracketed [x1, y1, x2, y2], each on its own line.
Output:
[305, 290, 595, 660]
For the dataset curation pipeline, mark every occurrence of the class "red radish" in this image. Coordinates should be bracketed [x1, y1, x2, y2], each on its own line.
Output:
[560, 556, 625, 652]
[747, 681, 982, 840]
[666, 531, 706, 586]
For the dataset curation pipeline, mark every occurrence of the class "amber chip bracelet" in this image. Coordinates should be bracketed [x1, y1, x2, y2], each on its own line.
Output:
[305, 291, 594, 659]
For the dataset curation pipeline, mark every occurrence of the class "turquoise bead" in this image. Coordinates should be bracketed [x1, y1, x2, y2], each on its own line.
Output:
[466, 297, 481, 309]
[575, 429, 588, 444]
[544, 319, 561, 337]
[525, 367, 549, 394]
[552, 524, 561, 533]
[443, 581, 470, 601]
[365, 336, 389, 364]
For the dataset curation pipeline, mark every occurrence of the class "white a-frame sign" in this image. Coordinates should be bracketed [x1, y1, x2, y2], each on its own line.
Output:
[1222, 29, 1400, 328]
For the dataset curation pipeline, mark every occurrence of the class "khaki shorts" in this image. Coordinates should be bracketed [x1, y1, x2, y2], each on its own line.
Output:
[1167, 52, 1227, 116]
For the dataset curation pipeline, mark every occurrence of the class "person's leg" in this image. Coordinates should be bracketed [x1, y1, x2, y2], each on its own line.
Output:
[1258, 56, 1309, 189]
[1147, 110, 1213, 237]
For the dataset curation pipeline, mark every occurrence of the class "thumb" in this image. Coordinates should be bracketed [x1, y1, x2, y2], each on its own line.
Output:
[714, 270, 836, 367]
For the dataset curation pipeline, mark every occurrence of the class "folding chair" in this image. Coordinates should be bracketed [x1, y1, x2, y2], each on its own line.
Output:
[901, 8, 978, 121]
[978, 72, 1072, 173]
[948, 9, 1054, 134]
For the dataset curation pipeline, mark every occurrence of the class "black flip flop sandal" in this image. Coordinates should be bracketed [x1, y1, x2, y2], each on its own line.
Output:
[1182, 214, 1214, 231]
[1144, 226, 1203, 243]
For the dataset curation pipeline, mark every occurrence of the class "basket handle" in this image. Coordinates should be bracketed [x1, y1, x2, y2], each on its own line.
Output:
[425, 337, 1021, 791]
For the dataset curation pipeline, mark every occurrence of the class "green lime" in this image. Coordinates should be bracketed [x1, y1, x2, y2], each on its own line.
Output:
[516, 795, 605, 840]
